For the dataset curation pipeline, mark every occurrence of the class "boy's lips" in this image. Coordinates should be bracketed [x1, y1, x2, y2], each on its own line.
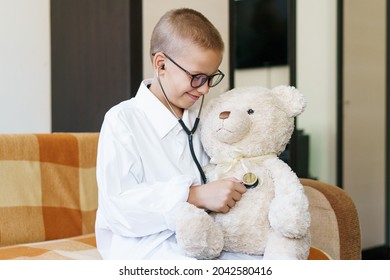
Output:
[187, 92, 200, 101]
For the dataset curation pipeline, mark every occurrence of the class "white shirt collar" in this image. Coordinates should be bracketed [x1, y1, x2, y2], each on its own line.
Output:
[134, 80, 200, 139]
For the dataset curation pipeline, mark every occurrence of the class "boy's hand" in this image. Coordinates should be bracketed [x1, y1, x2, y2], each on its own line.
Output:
[188, 177, 247, 213]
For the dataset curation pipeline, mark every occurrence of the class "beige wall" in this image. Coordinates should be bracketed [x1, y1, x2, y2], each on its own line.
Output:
[296, 0, 338, 184]
[0, 0, 51, 133]
[343, 0, 387, 249]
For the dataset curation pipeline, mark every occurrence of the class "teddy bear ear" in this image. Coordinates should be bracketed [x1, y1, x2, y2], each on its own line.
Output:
[272, 85, 306, 117]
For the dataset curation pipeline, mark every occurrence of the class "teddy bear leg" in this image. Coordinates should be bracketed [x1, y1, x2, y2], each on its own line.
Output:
[263, 231, 311, 260]
[175, 203, 224, 259]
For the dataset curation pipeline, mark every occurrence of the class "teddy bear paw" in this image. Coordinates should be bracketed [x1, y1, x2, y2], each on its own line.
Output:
[175, 203, 224, 259]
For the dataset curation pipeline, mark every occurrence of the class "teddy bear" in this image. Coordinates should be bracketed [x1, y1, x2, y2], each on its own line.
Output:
[175, 85, 311, 260]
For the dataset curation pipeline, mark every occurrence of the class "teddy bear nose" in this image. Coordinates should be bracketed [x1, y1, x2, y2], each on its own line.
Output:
[219, 111, 231, 119]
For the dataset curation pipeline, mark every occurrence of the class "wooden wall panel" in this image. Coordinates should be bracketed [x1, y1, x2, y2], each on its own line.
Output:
[51, 0, 142, 132]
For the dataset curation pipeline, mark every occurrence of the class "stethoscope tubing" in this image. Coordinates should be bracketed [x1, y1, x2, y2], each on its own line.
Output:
[157, 75, 207, 184]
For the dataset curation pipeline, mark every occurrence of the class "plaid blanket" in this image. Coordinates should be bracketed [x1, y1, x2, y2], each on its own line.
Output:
[0, 233, 101, 260]
[0, 133, 99, 247]
[0, 232, 328, 260]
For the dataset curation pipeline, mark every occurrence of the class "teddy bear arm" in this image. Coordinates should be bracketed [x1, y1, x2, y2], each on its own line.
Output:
[265, 159, 311, 238]
[268, 192, 311, 238]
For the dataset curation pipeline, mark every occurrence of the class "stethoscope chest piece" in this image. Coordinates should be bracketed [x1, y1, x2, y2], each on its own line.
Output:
[243, 172, 259, 189]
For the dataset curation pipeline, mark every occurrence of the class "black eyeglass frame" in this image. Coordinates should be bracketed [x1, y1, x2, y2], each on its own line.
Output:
[162, 53, 225, 88]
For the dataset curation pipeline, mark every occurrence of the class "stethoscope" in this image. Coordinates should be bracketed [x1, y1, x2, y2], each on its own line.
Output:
[156, 69, 207, 184]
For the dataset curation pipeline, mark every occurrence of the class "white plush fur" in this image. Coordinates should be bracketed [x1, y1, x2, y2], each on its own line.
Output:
[175, 86, 311, 260]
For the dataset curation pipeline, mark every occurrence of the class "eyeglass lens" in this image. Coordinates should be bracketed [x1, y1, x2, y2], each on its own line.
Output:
[191, 73, 224, 88]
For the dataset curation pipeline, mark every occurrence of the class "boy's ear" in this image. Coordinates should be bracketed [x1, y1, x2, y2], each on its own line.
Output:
[153, 52, 166, 71]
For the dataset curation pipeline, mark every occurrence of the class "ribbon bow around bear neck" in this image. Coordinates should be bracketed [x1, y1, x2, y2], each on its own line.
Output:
[210, 151, 277, 175]
[210, 152, 277, 188]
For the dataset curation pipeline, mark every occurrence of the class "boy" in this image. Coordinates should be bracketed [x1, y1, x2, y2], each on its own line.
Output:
[95, 8, 248, 259]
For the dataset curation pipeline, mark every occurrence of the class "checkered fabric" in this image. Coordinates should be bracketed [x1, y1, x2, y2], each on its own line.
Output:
[0, 232, 327, 260]
[0, 133, 99, 247]
[0, 233, 101, 260]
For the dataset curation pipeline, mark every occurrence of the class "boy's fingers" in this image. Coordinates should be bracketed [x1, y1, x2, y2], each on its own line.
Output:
[235, 183, 247, 194]
[232, 191, 242, 202]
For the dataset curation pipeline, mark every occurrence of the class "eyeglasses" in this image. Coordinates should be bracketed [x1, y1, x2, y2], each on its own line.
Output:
[163, 53, 225, 88]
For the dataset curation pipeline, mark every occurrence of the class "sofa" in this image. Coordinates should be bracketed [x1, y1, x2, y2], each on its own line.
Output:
[0, 133, 361, 260]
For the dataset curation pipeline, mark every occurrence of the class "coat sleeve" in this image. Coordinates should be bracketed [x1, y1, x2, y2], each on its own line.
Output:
[96, 110, 194, 238]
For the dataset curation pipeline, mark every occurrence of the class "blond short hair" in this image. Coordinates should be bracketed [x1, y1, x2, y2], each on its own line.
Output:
[150, 8, 224, 61]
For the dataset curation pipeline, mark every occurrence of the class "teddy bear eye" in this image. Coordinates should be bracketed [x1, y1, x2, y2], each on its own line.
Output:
[247, 109, 255, 115]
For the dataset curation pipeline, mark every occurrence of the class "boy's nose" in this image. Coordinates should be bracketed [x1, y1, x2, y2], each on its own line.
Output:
[196, 82, 210, 95]
[219, 111, 230, 119]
